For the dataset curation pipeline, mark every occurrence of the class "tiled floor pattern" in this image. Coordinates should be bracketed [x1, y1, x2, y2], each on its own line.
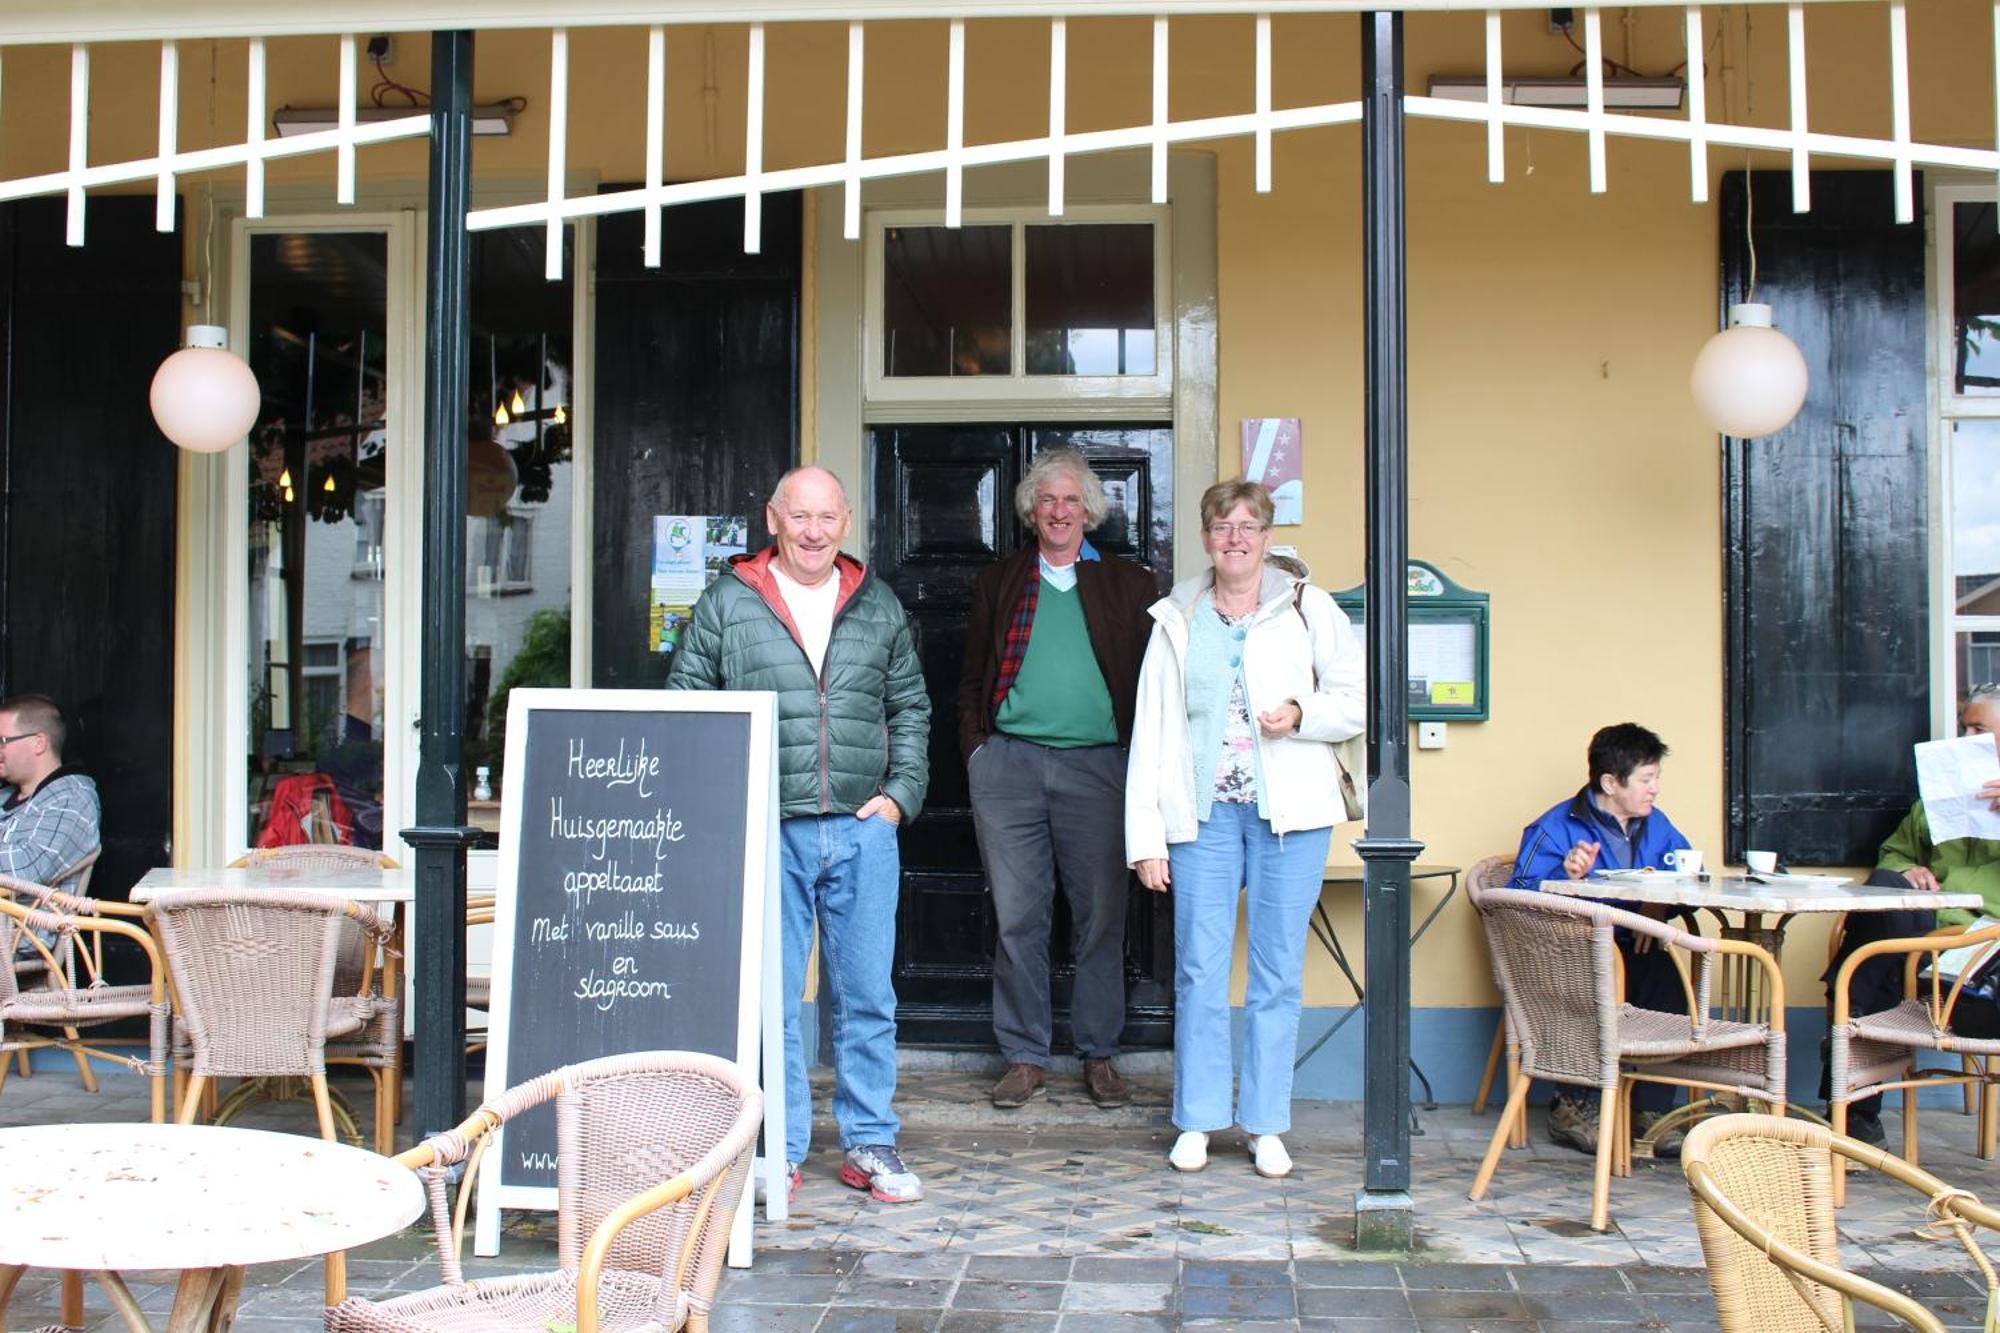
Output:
[6, 1065, 2000, 1329]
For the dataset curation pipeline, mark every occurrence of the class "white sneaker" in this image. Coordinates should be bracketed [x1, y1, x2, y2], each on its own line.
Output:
[1248, 1134, 1292, 1179]
[1168, 1130, 1209, 1172]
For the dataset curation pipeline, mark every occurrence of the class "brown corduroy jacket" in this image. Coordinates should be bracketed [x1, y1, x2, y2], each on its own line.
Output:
[955, 543, 1159, 764]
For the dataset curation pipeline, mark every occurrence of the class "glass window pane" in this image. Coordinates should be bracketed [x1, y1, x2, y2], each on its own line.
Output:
[246, 231, 390, 850]
[1954, 202, 2000, 396]
[1954, 420, 2000, 615]
[1958, 630, 2000, 698]
[1026, 223, 1156, 376]
[883, 225, 1010, 377]
[465, 229, 574, 811]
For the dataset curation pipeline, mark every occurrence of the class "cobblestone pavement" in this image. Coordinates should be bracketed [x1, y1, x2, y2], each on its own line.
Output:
[4, 1062, 1997, 1329]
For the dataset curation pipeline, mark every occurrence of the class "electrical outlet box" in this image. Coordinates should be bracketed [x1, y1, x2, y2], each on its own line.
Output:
[1417, 721, 1448, 750]
[1548, 8, 1575, 32]
[367, 35, 394, 65]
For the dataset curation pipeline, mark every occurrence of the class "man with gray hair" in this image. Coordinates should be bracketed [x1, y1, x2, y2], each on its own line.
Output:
[957, 447, 1157, 1109]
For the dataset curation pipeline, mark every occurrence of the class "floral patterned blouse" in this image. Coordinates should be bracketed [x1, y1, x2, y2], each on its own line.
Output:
[1211, 607, 1259, 805]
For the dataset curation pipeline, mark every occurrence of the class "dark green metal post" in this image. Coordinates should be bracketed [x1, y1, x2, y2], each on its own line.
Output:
[1354, 8, 1422, 1251]
[404, 28, 481, 1139]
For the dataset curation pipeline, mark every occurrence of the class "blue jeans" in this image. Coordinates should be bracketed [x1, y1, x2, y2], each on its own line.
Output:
[1169, 802, 1331, 1136]
[779, 813, 902, 1164]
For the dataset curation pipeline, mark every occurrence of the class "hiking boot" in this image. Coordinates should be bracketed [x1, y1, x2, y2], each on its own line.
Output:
[1632, 1111, 1685, 1159]
[1083, 1057, 1130, 1109]
[1546, 1093, 1600, 1155]
[990, 1063, 1046, 1109]
[840, 1144, 923, 1204]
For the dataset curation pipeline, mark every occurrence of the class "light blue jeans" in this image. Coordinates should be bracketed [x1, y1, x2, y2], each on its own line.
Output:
[1169, 802, 1331, 1137]
[779, 813, 902, 1165]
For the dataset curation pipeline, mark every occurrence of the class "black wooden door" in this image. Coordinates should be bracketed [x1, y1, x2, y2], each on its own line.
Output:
[591, 193, 800, 688]
[871, 423, 1173, 1048]
[1721, 171, 1929, 865]
[0, 198, 179, 904]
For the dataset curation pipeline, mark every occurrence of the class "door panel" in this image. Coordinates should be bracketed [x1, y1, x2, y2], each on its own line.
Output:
[872, 423, 1172, 1048]
[1, 197, 179, 903]
[591, 194, 801, 689]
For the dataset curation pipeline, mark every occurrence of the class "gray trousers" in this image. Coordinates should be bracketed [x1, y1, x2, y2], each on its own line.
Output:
[968, 733, 1129, 1063]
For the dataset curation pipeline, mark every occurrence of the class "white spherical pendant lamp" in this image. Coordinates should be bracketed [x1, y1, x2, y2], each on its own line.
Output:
[1690, 303, 1809, 439]
[150, 324, 261, 453]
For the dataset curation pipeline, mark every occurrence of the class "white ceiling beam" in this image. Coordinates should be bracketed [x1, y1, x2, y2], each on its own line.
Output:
[0, 0, 1878, 47]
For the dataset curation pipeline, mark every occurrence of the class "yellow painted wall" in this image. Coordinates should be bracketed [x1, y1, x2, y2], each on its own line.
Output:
[11, 4, 1991, 1012]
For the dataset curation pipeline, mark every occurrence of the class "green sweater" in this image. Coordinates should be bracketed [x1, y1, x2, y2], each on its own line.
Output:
[994, 580, 1118, 748]
[1877, 800, 2000, 923]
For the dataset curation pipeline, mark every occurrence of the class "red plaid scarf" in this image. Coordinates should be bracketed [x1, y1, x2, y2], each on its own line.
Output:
[989, 573, 1041, 714]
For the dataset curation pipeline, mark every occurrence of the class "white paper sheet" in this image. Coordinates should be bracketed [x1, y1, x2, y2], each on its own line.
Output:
[1915, 733, 2000, 843]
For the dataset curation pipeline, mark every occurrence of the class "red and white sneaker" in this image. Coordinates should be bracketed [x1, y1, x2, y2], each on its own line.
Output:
[839, 1144, 923, 1204]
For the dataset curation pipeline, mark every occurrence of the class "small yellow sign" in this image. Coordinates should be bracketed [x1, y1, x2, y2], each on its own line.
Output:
[1430, 681, 1475, 706]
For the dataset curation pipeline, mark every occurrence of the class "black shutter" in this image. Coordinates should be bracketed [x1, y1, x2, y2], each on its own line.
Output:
[1722, 171, 1929, 865]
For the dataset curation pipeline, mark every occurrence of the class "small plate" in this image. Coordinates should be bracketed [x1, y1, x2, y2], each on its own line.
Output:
[1591, 868, 1700, 883]
[1744, 872, 1855, 887]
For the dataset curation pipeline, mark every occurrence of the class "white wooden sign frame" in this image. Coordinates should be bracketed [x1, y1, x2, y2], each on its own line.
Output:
[473, 687, 786, 1267]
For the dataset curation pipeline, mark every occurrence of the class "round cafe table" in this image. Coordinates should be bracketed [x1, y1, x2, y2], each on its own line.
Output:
[0, 1121, 422, 1332]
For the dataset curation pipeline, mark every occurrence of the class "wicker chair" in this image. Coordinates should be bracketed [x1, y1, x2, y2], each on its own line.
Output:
[1468, 886, 1788, 1231]
[0, 879, 170, 1121]
[465, 895, 495, 1054]
[325, 1050, 763, 1333]
[146, 886, 394, 1305]
[225, 845, 404, 1151]
[1466, 856, 1528, 1150]
[1683, 1112, 2000, 1332]
[7, 848, 101, 1078]
[1827, 919, 2000, 1205]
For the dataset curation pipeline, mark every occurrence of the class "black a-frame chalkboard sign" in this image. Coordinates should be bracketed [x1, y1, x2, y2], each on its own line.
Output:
[474, 688, 782, 1261]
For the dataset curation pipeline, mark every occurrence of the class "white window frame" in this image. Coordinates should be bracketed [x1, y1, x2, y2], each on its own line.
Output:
[1926, 180, 2000, 736]
[863, 203, 1173, 409]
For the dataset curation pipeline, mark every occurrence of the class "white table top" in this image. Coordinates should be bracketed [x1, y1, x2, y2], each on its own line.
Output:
[1541, 874, 1983, 915]
[132, 864, 414, 904]
[0, 1122, 422, 1271]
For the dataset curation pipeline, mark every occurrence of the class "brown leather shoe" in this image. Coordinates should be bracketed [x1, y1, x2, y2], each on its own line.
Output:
[990, 1063, 1046, 1108]
[1083, 1058, 1130, 1109]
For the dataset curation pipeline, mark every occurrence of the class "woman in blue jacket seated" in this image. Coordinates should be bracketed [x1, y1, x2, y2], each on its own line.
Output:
[1508, 722, 1692, 1157]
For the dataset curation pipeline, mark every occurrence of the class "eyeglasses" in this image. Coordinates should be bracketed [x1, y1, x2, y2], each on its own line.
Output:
[1205, 521, 1268, 538]
[0, 732, 40, 747]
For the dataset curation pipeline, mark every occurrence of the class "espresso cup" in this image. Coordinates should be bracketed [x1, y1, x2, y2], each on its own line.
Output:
[1665, 848, 1705, 876]
[1745, 850, 1778, 875]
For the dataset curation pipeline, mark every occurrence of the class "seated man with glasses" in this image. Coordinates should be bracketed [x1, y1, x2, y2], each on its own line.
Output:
[1817, 685, 2000, 1145]
[0, 693, 101, 894]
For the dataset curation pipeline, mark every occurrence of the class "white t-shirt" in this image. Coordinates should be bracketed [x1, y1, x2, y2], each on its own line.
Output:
[1039, 553, 1079, 591]
[771, 564, 841, 677]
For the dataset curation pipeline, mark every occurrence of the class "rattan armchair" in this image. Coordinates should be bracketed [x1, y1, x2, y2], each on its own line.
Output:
[1683, 1112, 2000, 1332]
[146, 886, 395, 1305]
[0, 879, 169, 1121]
[1468, 887, 1788, 1231]
[227, 845, 405, 1151]
[1465, 856, 1528, 1150]
[325, 1050, 763, 1333]
[6, 848, 101, 1079]
[1827, 919, 2000, 1205]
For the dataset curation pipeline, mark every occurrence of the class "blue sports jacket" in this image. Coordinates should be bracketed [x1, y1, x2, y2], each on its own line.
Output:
[1508, 786, 1692, 908]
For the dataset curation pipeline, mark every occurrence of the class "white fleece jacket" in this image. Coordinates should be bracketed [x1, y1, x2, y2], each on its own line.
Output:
[1124, 558, 1367, 864]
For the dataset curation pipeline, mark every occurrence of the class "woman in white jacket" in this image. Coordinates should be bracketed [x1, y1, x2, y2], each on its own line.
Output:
[1126, 479, 1366, 1178]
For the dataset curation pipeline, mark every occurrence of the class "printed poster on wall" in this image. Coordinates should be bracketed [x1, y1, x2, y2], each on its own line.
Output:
[650, 515, 748, 654]
[1241, 417, 1304, 525]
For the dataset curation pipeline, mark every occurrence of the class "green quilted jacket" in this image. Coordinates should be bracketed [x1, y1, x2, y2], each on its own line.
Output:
[666, 547, 931, 821]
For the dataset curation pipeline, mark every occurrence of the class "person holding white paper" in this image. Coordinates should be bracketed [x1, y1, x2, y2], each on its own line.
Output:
[1819, 687, 2000, 1144]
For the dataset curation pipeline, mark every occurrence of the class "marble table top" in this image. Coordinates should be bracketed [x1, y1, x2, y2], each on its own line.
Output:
[132, 864, 414, 904]
[0, 1122, 422, 1271]
[1541, 874, 1983, 915]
